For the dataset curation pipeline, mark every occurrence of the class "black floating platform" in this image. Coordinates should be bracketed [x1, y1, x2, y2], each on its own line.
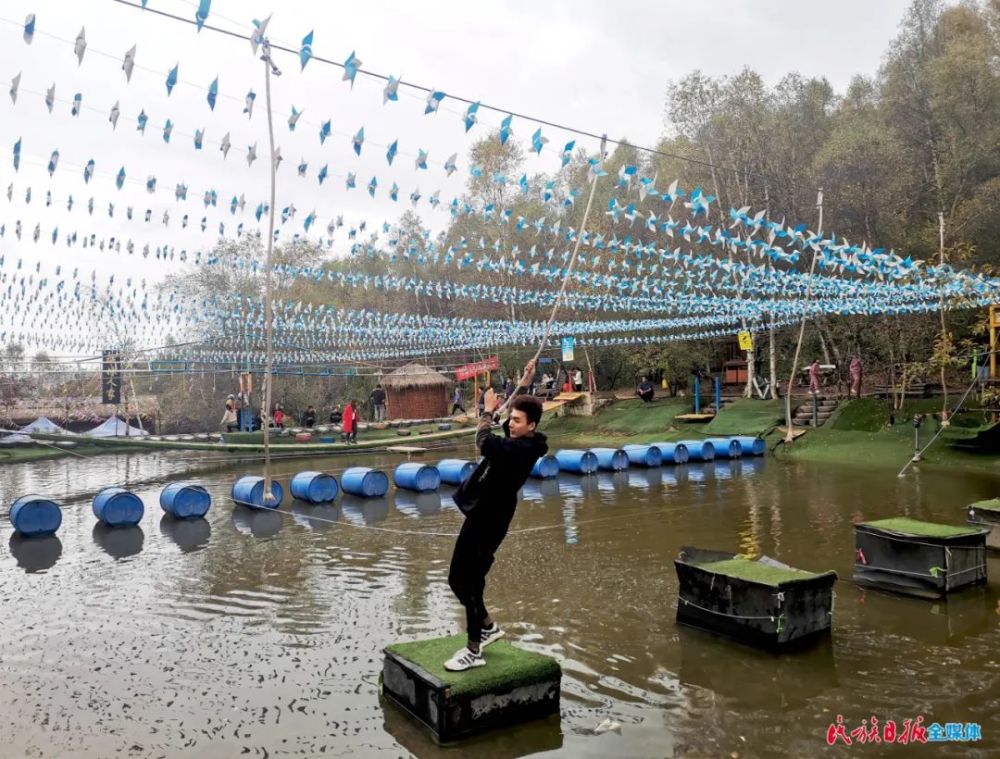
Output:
[854, 517, 988, 599]
[674, 546, 837, 651]
[966, 499, 1000, 552]
[381, 634, 561, 743]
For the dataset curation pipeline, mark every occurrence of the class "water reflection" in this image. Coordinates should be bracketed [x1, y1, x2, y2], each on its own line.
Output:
[341, 495, 389, 525]
[290, 501, 339, 531]
[8, 533, 62, 573]
[627, 468, 662, 489]
[3, 451, 1000, 757]
[678, 626, 838, 709]
[596, 470, 629, 493]
[92, 523, 145, 559]
[380, 696, 563, 757]
[520, 477, 561, 502]
[737, 457, 765, 478]
[231, 505, 283, 538]
[159, 514, 211, 552]
[661, 466, 688, 488]
[561, 474, 598, 500]
[855, 586, 996, 646]
[687, 463, 711, 484]
[394, 491, 443, 517]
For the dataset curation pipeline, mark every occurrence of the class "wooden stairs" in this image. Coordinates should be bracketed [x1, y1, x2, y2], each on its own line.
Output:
[792, 395, 839, 427]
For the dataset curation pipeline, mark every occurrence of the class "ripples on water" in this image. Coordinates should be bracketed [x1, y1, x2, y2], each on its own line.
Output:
[1, 449, 999, 756]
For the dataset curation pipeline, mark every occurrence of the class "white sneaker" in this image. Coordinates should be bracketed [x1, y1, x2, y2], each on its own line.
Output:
[443, 646, 485, 672]
[480, 623, 505, 648]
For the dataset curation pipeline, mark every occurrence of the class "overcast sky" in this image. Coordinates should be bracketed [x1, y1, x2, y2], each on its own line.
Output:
[0, 0, 914, 308]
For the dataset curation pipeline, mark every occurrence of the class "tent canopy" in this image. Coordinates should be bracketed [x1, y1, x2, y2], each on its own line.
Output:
[19, 416, 70, 435]
[84, 416, 149, 438]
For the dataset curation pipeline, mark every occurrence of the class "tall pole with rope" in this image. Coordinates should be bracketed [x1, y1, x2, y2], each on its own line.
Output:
[260, 40, 281, 503]
[783, 188, 823, 442]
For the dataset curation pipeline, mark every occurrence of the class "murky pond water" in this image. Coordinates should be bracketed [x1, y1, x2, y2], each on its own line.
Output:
[1, 445, 999, 757]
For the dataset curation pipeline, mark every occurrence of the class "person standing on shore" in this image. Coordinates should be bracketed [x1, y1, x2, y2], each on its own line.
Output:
[808, 359, 821, 396]
[370, 384, 387, 422]
[342, 399, 357, 444]
[849, 356, 863, 399]
[452, 384, 465, 415]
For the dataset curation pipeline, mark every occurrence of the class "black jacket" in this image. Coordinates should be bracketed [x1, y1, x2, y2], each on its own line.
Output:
[474, 418, 548, 511]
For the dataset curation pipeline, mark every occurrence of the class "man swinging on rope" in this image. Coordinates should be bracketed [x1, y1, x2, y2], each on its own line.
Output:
[445, 359, 548, 671]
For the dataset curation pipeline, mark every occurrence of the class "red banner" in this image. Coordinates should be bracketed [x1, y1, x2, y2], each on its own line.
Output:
[454, 355, 499, 381]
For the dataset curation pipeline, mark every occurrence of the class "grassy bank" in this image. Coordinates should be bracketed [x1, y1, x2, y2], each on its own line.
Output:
[0, 443, 149, 464]
[542, 396, 784, 447]
[543, 395, 1000, 475]
[770, 397, 1000, 474]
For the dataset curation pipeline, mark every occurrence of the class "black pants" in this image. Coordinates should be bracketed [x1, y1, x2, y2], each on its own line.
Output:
[452, 403, 465, 414]
[448, 507, 514, 646]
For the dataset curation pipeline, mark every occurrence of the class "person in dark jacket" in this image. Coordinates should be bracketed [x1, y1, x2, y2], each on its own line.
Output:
[370, 384, 387, 422]
[445, 359, 548, 672]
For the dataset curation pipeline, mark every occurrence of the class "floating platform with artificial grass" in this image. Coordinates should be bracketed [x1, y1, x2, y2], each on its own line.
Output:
[381, 634, 561, 743]
[696, 558, 820, 586]
[674, 547, 837, 651]
[854, 518, 988, 599]
[966, 499, 1000, 551]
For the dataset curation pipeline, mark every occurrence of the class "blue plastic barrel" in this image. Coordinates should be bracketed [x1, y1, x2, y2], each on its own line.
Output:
[530, 455, 560, 479]
[436, 459, 477, 485]
[555, 449, 599, 475]
[341, 467, 390, 497]
[680, 440, 716, 462]
[734, 436, 766, 456]
[159, 482, 212, 518]
[289, 471, 339, 503]
[622, 444, 663, 467]
[92, 487, 144, 526]
[589, 448, 629, 471]
[393, 463, 441, 492]
[649, 442, 690, 465]
[230, 476, 284, 509]
[10, 495, 62, 536]
[704, 437, 742, 459]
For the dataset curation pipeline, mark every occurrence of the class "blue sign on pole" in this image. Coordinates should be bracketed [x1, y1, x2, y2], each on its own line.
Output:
[561, 336, 575, 362]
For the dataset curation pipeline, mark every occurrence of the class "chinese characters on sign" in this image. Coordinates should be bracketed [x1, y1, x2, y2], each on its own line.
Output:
[454, 355, 499, 381]
[101, 350, 122, 404]
[825, 715, 982, 746]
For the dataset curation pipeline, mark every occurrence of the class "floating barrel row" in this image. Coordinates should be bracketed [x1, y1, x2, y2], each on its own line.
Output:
[9, 437, 766, 536]
[536, 437, 765, 478]
[9, 481, 212, 537]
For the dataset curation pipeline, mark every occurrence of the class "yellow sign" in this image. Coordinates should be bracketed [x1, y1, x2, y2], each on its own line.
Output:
[738, 330, 753, 351]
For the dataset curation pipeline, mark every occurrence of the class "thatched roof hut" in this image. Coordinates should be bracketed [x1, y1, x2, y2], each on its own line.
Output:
[380, 363, 450, 420]
[381, 363, 450, 389]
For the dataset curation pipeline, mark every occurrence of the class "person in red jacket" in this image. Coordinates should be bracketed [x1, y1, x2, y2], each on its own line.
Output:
[342, 399, 357, 444]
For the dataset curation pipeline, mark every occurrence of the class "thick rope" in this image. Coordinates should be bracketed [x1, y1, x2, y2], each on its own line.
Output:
[496, 139, 606, 417]
[896, 371, 980, 478]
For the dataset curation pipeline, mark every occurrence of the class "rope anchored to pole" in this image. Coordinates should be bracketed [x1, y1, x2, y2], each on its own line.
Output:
[260, 39, 282, 503]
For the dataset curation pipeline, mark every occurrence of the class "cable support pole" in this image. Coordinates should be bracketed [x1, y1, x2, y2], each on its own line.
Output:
[260, 40, 281, 504]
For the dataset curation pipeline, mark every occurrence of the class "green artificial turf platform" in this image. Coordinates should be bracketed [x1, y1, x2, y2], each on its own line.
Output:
[861, 517, 981, 538]
[695, 557, 820, 586]
[382, 634, 561, 742]
[969, 498, 1000, 514]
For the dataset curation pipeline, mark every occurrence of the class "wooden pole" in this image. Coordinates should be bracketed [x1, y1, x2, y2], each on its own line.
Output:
[783, 189, 823, 442]
[260, 41, 280, 503]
